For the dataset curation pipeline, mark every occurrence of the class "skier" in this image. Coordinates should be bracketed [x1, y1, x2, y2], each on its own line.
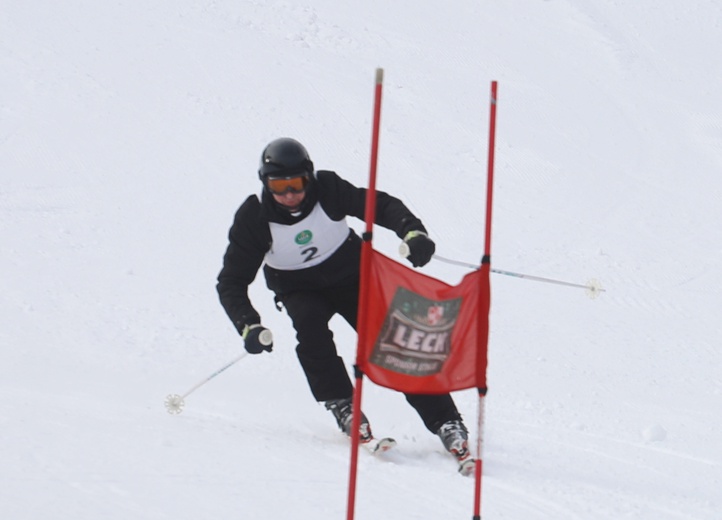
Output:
[217, 137, 473, 473]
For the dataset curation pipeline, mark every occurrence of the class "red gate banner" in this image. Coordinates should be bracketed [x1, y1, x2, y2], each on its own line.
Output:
[357, 249, 490, 394]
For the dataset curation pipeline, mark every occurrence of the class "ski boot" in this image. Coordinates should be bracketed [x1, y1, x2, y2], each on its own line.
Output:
[325, 398, 396, 454]
[437, 419, 475, 476]
[325, 397, 373, 441]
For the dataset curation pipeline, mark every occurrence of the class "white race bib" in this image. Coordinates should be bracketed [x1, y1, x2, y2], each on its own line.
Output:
[265, 205, 349, 270]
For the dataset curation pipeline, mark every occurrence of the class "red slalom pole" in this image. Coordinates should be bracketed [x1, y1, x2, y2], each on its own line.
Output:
[483, 81, 498, 261]
[473, 80, 498, 520]
[347, 67, 384, 520]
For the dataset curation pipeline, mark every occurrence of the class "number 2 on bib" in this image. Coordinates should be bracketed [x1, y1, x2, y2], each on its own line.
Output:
[301, 246, 319, 262]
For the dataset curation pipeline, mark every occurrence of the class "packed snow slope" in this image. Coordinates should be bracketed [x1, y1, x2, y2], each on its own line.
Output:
[2, 1, 721, 518]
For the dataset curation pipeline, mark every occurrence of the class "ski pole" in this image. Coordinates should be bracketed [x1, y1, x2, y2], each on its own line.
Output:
[431, 253, 605, 298]
[164, 352, 249, 414]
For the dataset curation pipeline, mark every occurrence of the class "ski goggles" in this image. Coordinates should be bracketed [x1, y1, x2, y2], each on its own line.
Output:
[266, 174, 309, 195]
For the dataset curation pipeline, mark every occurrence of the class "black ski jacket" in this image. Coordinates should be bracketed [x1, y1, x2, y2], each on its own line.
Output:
[217, 170, 426, 335]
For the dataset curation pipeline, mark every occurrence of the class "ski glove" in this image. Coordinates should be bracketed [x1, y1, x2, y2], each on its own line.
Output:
[400, 230, 435, 267]
[242, 324, 274, 354]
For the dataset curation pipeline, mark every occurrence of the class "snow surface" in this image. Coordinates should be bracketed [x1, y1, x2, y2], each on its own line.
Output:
[2, 1, 721, 518]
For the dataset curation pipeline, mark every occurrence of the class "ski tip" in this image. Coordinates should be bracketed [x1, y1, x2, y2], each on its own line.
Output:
[362, 436, 397, 454]
[458, 458, 476, 477]
[376, 437, 397, 453]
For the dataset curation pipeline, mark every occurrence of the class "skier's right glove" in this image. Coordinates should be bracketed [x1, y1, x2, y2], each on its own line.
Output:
[242, 324, 274, 354]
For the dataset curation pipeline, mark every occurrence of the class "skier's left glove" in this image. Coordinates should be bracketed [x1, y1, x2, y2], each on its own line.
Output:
[399, 230, 435, 267]
[242, 324, 274, 354]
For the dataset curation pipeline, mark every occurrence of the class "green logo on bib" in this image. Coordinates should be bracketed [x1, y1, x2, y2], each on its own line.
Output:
[295, 230, 313, 245]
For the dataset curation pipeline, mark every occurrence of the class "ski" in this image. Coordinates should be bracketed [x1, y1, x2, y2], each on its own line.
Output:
[361, 436, 396, 454]
[457, 457, 476, 477]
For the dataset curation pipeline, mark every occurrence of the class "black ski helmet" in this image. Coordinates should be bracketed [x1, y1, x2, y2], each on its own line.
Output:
[258, 138, 314, 181]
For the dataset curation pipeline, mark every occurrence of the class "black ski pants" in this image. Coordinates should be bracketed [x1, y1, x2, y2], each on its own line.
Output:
[280, 283, 462, 433]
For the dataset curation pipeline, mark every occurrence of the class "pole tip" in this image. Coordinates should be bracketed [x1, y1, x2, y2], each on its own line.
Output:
[375, 68, 384, 84]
